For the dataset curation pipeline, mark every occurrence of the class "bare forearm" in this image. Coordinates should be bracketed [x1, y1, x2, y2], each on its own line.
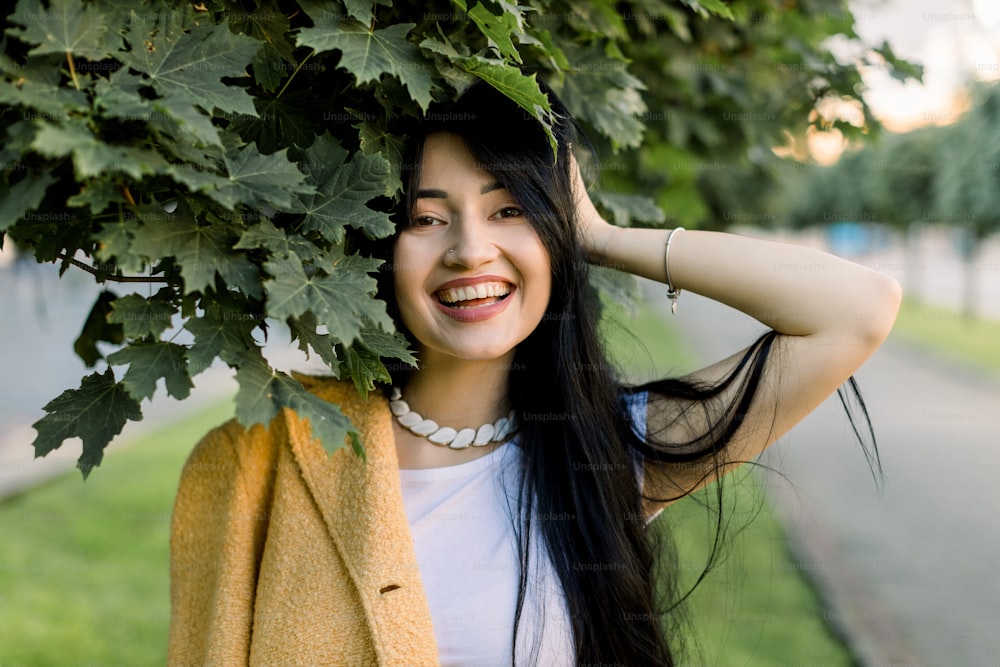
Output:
[596, 226, 901, 340]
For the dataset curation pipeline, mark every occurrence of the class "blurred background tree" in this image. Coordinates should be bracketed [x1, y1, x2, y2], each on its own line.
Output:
[782, 82, 1000, 318]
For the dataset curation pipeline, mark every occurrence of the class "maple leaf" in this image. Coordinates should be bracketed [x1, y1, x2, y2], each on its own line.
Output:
[93, 217, 145, 274]
[150, 93, 225, 149]
[276, 373, 361, 456]
[340, 344, 391, 399]
[355, 329, 417, 367]
[355, 118, 407, 196]
[107, 292, 178, 339]
[249, 45, 286, 93]
[8, 0, 112, 60]
[228, 94, 314, 154]
[127, 202, 261, 297]
[32, 369, 142, 478]
[559, 43, 647, 150]
[421, 38, 556, 151]
[339, 328, 416, 398]
[335, 0, 393, 26]
[593, 192, 666, 226]
[119, 10, 260, 116]
[0, 75, 88, 121]
[107, 341, 193, 402]
[229, 0, 296, 92]
[207, 143, 316, 211]
[234, 218, 333, 271]
[234, 353, 281, 427]
[0, 172, 56, 232]
[92, 69, 151, 120]
[296, 21, 434, 112]
[453, 0, 522, 63]
[73, 290, 124, 367]
[234, 355, 361, 456]
[67, 180, 128, 217]
[30, 120, 169, 180]
[264, 252, 391, 346]
[288, 133, 394, 242]
[184, 302, 260, 375]
[287, 312, 342, 370]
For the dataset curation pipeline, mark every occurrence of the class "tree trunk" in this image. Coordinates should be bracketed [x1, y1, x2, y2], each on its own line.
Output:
[905, 220, 923, 302]
[961, 225, 980, 320]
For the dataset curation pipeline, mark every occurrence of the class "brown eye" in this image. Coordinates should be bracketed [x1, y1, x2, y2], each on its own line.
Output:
[495, 207, 523, 219]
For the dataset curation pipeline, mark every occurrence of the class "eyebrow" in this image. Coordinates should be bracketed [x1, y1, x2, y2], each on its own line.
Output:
[415, 181, 506, 199]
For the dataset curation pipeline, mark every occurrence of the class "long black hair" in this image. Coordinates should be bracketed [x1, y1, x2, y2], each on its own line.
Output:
[374, 79, 879, 665]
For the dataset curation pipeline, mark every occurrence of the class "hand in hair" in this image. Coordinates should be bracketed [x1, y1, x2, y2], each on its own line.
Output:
[568, 149, 617, 265]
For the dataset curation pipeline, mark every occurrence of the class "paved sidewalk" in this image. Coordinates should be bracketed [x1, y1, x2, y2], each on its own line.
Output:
[661, 286, 1000, 667]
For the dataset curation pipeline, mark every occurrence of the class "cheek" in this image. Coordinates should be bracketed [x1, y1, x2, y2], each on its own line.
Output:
[391, 243, 424, 320]
[529, 243, 553, 306]
[392, 236, 428, 284]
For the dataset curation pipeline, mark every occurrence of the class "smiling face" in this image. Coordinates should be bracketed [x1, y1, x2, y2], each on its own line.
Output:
[393, 132, 552, 367]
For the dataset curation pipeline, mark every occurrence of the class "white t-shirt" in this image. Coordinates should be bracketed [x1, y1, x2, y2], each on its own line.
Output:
[398, 391, 648, 666]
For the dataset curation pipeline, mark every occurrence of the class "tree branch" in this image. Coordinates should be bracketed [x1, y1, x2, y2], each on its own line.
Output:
[56, 254, 169, 283]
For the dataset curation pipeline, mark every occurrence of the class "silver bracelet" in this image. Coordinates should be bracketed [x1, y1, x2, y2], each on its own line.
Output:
[663, 227, 684, 314]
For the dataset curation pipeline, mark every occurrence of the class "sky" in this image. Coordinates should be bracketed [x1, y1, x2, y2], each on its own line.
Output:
[850, 0, 1000, 130]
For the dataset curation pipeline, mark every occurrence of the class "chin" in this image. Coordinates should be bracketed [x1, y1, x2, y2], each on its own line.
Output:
[420, 336, 523, 366]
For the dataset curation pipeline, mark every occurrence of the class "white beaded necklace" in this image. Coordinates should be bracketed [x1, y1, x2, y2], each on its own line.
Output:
[388, 386, 517, 450]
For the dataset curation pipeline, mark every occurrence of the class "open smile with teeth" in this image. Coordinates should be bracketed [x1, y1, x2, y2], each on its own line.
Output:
[436, 281, 512, 308]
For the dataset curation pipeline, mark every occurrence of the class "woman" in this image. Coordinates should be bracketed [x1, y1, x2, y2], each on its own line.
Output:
[168, 81, 900, 666]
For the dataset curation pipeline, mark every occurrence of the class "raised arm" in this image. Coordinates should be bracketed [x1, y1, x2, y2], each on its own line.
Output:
[574, 159, 902, 503]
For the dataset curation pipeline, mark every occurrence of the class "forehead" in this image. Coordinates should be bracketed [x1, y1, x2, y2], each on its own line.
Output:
[418, 133, 497, 188]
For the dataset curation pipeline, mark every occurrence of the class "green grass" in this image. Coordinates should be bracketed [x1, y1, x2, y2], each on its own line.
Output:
[891, 299, 1000, 379]
[605, 298, 853, 665]
[660, 481, 852, 665]
[0, 403, 232, 667]
[1, 300, 849, 665]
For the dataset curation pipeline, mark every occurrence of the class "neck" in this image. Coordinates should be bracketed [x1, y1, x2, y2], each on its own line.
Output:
[401, 350, 514, 428]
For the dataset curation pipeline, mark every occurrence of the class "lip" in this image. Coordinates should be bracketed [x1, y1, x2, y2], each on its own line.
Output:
[434, 291, 514, 322]
[432, 275, 516, 323]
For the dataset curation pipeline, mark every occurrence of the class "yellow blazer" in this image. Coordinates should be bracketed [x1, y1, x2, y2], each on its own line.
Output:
[168, 376, 440, 665]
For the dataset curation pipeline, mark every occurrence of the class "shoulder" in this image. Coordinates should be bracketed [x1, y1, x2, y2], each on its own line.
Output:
[180, 375, 389, 483]
[292, 372, 384, 416]
[180, 417, 277, 488]
[291, 372, 393, 438]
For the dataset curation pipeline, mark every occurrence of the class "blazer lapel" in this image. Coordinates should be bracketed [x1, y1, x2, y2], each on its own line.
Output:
[282, 377, 439, 665]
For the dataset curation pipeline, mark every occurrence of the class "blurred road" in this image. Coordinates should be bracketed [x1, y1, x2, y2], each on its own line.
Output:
[660, 286, 1000, 667]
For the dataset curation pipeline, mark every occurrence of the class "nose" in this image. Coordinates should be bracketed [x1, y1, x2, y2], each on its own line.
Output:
[443, 217, 499, 268]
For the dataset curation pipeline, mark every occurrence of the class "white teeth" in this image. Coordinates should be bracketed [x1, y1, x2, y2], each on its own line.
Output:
[437, 282, 511, 305]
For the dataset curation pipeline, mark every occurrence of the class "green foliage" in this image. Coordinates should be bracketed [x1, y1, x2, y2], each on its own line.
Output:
[783, 83, 1000, 240]
[608, 0, 921, 230]
[932, 84, 1000, 242]
[780, 83, 1000, 317]
[0, 0, 913, 473]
